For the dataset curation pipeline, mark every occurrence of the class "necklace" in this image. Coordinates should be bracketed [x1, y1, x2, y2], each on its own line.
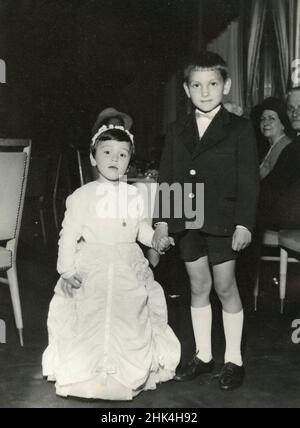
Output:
[122, 220, 127, 227]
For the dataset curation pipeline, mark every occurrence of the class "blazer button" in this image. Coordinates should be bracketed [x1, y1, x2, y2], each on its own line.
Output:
[188, 193, 195, 199]
[190, 169, 196, 176]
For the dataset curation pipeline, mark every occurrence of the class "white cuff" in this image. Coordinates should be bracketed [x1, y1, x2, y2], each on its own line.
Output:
[236, 225, 250, 232]
[60, 270, 76, 280]
[154, 222, 168, 228]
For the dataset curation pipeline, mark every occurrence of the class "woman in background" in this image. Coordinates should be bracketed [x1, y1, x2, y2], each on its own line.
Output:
[255, 97, 291, 180]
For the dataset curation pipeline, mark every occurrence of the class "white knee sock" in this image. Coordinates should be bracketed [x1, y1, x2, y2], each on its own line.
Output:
[191, 305, 212, 363]
[222, 309, 244, 366]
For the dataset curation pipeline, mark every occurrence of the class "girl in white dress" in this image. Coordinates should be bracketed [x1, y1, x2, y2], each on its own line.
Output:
[42, 125, 180, 400]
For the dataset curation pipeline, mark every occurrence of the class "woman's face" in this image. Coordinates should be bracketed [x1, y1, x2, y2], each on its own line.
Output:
[260, 110, 284, 142]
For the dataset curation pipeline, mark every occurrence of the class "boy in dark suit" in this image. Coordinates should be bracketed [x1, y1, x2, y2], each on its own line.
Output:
[153, 51, 259, 391]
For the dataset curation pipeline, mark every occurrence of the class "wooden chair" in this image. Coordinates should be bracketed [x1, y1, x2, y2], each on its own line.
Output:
[254, 229, 299, 313]
[25, 155, 49, 244]
[0, 139, 31, 346]
[278, 230, 300, 313]
[76, 149, 94, 187]
[52, 152, 72, 230]
[52, 153, 62, 229]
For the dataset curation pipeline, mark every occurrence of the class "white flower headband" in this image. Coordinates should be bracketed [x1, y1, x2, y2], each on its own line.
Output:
[91, 124, 135, 152]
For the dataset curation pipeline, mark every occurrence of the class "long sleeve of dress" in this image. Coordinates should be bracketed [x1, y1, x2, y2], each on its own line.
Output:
[137, 221, 154, 247]
[57, 191, 85, 278]
[135, 190, 155, 247]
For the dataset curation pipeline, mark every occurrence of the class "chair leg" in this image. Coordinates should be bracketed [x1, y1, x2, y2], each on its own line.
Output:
[7, 263, 24, 346]
[18, 329, 24, 347]
[53, 198, 58, 230]
[53, 154, 62, 230]
[254, 274, 259, 312]
[39, 208, 47, 245]
[279, 248, 288, 314]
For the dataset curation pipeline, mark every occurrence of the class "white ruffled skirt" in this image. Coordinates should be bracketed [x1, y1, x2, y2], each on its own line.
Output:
[42, 242, 180, 400]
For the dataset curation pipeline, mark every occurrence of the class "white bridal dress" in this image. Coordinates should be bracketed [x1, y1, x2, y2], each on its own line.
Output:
[42, 181, 180, 400]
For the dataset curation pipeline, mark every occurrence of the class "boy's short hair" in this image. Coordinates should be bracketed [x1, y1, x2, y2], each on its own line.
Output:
[183, 51, 228, 83]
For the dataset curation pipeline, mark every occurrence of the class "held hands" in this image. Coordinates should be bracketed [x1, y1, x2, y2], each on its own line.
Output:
[153, 236, 175, 255]
[232, 228, 252, 252]
[152, 224, 175, 255]
[61, 273, 82, 297]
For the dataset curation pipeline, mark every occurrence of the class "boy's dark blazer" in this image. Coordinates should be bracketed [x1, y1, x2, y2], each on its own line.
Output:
[154, 105, 260, 236]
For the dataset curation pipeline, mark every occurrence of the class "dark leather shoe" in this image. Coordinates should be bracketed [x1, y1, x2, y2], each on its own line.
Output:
[174, 354, 214, 381]
[219, 362, 245, 391]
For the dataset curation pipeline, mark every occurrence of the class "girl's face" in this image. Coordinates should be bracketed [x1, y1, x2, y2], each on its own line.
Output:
[260, 110, 284, 142]
[94, 139, 132, 183]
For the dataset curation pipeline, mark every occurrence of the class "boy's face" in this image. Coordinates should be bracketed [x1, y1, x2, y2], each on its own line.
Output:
[94, 139, 131, 182]
[183, 68, 231, 112]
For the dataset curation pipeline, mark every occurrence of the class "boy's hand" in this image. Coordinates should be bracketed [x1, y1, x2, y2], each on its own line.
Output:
[152, 223, 175, 255]
[61, 274, 82, 297]
[232, 228, 252, 252]
[155, 236, 175, 255]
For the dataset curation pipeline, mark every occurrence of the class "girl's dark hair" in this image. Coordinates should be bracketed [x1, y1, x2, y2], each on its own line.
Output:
[183, 51, 228, 83]
[90, 128, 133, 157]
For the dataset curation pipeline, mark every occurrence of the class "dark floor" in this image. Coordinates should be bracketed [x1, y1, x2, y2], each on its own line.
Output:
[1, 212, 300, 408]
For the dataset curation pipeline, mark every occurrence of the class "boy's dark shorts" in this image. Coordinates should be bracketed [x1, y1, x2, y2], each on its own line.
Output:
[174, 229, 237, 266]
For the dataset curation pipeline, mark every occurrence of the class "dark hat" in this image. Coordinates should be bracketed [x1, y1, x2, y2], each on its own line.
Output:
[256, 97, 290, 131]
[92, 107, 133, 135]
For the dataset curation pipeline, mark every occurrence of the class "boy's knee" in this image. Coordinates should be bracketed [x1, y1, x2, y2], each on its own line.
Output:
[190, 278, 212, 296]
[214, 281, 236, 299]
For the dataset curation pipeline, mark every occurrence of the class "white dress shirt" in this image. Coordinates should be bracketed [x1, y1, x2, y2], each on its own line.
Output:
[195, 105, 221, 139]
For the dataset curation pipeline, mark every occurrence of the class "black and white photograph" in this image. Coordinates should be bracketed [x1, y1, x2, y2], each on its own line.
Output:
[0, 0, 300, 410]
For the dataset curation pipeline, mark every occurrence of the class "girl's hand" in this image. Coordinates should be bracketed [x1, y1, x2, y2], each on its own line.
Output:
[232, 228, 252, 252]
[152, 223, 170, 251]
[61, 274, 82, 297]
[152, 224, 168, 252]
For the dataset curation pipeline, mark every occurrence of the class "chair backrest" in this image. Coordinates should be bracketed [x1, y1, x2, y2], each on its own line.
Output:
[0, 139, 31, 241]
[76, 149, 94, 186]
[25, 155, 49, 199]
